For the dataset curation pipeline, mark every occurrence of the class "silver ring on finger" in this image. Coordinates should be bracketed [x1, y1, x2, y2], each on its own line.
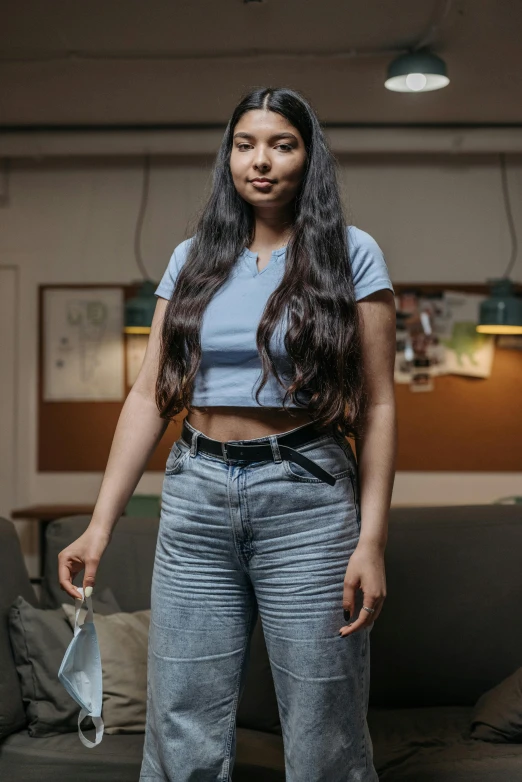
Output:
[362, 605, 375, 614]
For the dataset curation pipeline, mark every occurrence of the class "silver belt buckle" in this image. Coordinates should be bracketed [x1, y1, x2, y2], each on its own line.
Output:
[221, 442, 229, 463]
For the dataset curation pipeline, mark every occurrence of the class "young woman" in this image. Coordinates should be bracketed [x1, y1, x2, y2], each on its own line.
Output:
[59, 86, 397, 781]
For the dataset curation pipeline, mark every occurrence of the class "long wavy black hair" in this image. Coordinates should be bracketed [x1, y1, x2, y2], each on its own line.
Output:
[156, 86, 367, 438]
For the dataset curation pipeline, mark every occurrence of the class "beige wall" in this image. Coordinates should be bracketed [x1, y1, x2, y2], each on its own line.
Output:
[1, 148, 522, 575]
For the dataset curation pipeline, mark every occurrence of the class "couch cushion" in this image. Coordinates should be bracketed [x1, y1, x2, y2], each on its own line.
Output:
[60, 599, 282, 739]
[62, 603, 150, 734]
[7, 587, 121, 737]
[39, 516, 159, 612]
[470, 666, 522, 742]
[370, 705, 522, 781]
[234, 728, 285, 781]
[0, 731, 146, 781]
[370, 505, 522, 707]
[237, 618, 281, 736]
[0, 728, 284, 782]
[0, 518, 39, 739]
[40, 515, 282, 736]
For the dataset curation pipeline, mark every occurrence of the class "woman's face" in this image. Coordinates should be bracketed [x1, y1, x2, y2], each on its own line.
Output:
[229, 109, 307, 211]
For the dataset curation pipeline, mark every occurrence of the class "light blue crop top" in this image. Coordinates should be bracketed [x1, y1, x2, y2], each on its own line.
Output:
[155, 225, 394, 408]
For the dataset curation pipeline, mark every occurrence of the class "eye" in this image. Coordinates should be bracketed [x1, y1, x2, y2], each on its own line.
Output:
[277, 144, 293, 152]
[237, 143, 252, 151]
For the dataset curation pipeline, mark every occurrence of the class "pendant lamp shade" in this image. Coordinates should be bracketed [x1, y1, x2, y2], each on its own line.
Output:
[124, 280, 158, 334]
[477, 278, 522, 335]
[385, 50, 449, 92]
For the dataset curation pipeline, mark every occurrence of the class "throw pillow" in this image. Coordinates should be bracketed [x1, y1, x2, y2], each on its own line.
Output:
[7, 586, 121, 737]
[61, 604, 150, 734]
[60, 608, 282, 736]
[470, 666, 522, 742]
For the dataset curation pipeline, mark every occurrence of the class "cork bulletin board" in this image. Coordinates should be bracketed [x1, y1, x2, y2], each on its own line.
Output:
[38, 282, 522, 473]
[392, 282, 522, 472]
[38, 283, 181, 472]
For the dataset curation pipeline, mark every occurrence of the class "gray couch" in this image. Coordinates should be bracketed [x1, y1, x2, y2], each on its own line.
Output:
[1, 505, 522, 781]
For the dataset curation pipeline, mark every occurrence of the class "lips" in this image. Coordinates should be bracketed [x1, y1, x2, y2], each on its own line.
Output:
[250, 178, 275, 184]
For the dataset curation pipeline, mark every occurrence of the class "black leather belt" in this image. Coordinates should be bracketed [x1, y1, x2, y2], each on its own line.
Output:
[180, 419, 338, 486]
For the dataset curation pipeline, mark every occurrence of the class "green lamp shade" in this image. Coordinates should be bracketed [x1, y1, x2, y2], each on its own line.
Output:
[385, 50, 449, 93]
[477, 278, 522, 335]
[124, 280, 158, 334]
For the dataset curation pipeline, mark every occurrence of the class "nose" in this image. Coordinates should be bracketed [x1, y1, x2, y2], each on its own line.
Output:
[253, 145, 271, 173]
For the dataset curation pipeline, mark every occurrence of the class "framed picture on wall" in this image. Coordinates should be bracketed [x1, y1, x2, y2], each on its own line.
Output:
[42, 286, 125, 401]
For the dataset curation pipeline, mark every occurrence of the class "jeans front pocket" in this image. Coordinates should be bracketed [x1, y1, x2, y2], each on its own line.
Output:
[165, 439, 191, 476]
[282, 435, 353, 484]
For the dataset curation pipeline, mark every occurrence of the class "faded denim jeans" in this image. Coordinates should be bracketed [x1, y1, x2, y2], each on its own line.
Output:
[139, 419, 378, 782]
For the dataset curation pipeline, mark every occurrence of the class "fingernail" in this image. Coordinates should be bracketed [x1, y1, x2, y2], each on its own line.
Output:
[85, 586, 93, 597]
[343, 609, 351, 621]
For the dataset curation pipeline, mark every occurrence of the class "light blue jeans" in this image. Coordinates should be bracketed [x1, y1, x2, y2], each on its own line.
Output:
[139, 419, 378, 782]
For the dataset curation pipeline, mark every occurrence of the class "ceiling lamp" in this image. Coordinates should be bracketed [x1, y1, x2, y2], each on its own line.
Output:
[385, 49, 450, 92]
[124, 280, 157, 334]
[477, 154, 522, 335]
[477, 279, 522, 335]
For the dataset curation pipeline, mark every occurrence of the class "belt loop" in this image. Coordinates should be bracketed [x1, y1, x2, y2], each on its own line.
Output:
[221, 442, 229, 463]
[268, 434, 282, 463]
[189, 430, 200, 458]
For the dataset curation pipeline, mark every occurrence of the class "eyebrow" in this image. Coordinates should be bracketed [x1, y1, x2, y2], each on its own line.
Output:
[233, 131, 298, 142]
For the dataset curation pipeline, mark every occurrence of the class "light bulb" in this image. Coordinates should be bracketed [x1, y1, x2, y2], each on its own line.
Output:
[405, 73, 427, 92]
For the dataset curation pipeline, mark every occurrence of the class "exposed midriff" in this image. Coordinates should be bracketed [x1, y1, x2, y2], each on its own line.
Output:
[184, 405, 314, 442]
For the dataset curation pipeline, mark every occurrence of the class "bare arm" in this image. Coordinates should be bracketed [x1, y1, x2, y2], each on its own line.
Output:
[339, 289, 396, 635]
[354, 289, 397, 552]
[89, 296, 172, 538]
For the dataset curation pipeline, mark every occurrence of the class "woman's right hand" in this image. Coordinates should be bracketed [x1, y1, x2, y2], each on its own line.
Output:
[58, 526, 112, 600]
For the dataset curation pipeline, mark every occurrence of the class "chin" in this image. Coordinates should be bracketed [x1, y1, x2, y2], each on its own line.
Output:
[243, 193, 279, 205]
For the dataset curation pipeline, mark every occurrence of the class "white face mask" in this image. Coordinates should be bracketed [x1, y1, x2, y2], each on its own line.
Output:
[58, 586, 104, 747]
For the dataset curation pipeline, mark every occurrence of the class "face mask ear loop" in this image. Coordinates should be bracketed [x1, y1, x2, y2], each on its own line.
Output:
[73, 586, 85, 636]
[73, 585, 95, 626]
[84, 591, 94, 624]
[78, 709, 104, 748]
[72, 586, 104, 748]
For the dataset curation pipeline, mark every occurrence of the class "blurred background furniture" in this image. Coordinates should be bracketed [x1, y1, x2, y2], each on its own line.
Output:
[10, 505, 96, 584]
[10, 497, 161, 584]
[123, 494, 161, 518]
[2, 505, 522, 781]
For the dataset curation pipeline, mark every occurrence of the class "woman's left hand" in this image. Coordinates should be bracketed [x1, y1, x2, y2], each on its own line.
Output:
[339, 541, 386, 636]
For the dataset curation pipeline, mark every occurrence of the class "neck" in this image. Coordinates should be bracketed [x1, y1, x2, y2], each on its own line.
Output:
[250, 206, 295, 249]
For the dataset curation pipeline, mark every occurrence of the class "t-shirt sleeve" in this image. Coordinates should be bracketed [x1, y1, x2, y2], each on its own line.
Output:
[347, 225, 395, 301]
[154, 237, 194, 299]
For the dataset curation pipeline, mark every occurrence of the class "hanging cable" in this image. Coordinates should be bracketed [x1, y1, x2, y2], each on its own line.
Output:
[411, 0, 455, 52]
[133, 153, 153, 280]
[499, 153, 519, 279]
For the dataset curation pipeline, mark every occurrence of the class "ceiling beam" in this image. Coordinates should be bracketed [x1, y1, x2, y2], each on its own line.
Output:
[1, 127, 522, 158]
